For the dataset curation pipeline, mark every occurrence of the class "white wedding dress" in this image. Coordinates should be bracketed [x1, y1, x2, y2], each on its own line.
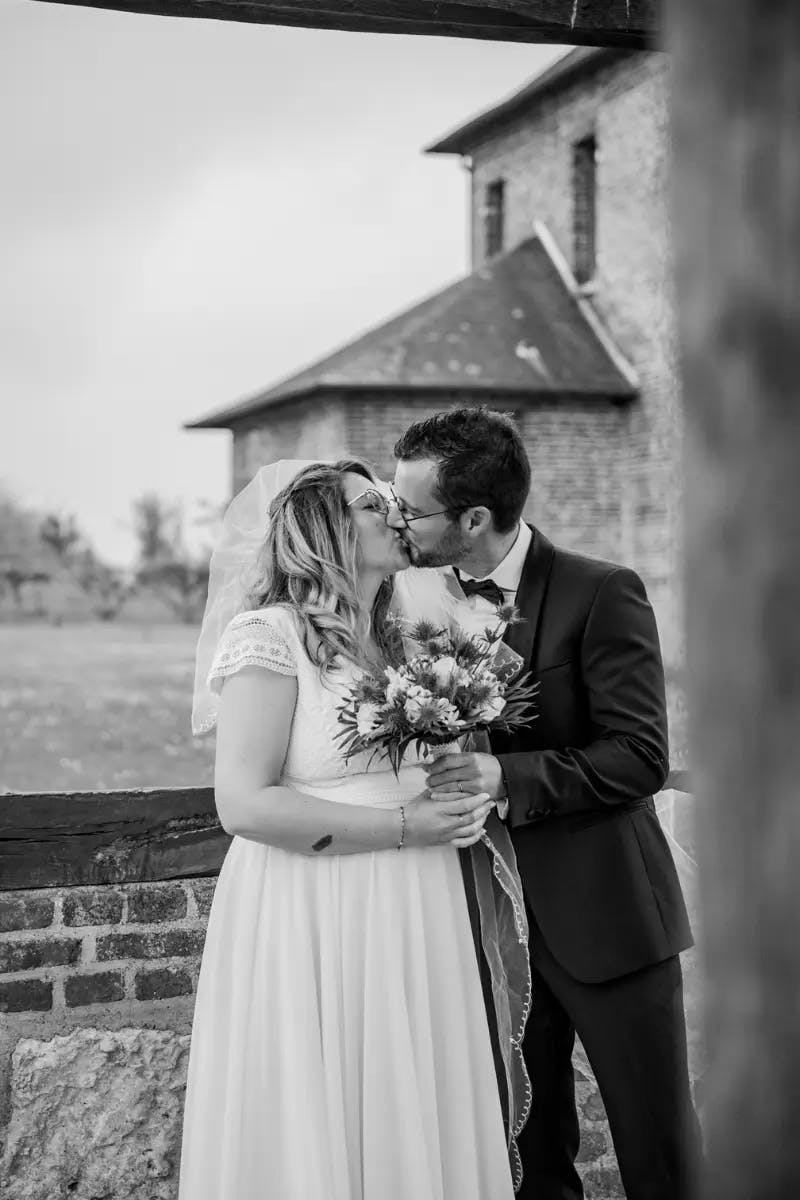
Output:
[178, 605, 515, 1200]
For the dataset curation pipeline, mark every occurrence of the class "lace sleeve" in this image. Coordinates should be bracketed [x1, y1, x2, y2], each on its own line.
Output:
[208, 609, 297, 690]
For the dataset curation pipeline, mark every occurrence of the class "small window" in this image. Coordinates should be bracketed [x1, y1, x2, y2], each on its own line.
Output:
[484, 179, 505, 258]
[572, 135, 596, 284]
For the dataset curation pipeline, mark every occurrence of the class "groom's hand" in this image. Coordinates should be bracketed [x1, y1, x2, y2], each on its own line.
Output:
[424, 752, 506, 803]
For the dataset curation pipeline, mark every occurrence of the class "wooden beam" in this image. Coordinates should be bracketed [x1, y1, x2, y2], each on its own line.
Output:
[672, 1, 800, 1196]
[37, 0, 660, 48]
[1, 776, 689, 889]
[0, 787, 229, 890]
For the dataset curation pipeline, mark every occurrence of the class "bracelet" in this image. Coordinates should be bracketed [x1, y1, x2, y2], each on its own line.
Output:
[397, 805, 406, 850]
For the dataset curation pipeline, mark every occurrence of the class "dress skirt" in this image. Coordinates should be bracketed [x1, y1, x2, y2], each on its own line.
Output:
[178, 771, 514, 1200]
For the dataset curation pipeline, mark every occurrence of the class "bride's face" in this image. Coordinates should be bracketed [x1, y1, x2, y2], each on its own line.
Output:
[342, 472, 410, 576]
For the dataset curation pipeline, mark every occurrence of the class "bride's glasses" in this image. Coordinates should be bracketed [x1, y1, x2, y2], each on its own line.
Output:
[346, 488, 391, 517]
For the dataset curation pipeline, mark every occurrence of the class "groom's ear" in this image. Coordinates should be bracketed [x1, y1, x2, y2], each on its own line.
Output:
[464, 506, 493, 535]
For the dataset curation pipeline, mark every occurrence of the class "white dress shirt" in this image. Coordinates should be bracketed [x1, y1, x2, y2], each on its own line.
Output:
[448, 520, 532, 634]
[448, 521, 533, 818]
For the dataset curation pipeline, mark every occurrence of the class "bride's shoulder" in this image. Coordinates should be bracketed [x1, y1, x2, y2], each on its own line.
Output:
[210, 605, 303, 682]
[223, 604, 306, 651]
[227, 604, 295, 634]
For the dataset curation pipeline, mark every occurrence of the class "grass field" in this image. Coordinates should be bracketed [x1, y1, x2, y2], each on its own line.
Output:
[0, 622, 216, 794]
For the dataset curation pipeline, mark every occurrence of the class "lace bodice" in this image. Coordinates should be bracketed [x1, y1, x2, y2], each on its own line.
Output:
[209, 606, 425, 791]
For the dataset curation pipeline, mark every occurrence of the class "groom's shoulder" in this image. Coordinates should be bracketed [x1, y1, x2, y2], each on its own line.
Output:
[547, 538, 641, 592]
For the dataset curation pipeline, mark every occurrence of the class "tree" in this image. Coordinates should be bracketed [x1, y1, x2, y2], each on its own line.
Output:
[71, 547, 132, 622]
[131, 493, 182, 566]
[131, 493, 210, 623]
[39, 512, 82, 562]
[136, 557, 209, 624]
[0, 489, 56, 607]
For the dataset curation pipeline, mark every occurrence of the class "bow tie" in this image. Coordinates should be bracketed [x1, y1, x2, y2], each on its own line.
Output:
[454, 571, 506, 608]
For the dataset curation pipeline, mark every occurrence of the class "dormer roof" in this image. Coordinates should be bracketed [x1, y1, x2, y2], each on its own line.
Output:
[426, 47, 635, 156]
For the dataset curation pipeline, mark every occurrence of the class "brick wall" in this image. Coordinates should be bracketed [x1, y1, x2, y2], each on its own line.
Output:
[232, 394, 347, 494]
[237, 389, 631, 564]
[467, 51, 683, 670]
[0, 878, 216, 1092]
[346, 392, 630, 560]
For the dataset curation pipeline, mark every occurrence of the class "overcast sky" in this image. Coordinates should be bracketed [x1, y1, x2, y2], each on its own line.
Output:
[1, 0, 565, 565]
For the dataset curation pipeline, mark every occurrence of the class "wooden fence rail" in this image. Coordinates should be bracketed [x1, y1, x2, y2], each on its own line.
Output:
[0, 772, 691, 891]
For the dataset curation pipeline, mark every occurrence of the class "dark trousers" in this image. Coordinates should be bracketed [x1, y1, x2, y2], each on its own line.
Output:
[516, 909, 703, 1200]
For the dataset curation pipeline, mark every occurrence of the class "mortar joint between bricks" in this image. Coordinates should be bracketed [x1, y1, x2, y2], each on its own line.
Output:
[184, 885, 198, 921]
[51, 975, 66, 1012]
[123, 962, 137, 1000]
[82, 931, 97, 965]
[120, 891, 129, 924]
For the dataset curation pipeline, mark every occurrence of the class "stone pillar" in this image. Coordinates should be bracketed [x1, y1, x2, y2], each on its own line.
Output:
[671, 2, 800, 1196]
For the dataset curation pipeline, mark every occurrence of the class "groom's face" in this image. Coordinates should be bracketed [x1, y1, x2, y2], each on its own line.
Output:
[389, 458, 471, 568]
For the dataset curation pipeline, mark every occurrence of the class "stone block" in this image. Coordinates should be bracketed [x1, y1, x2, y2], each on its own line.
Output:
[62, 889, 123, 927]
[580, 1166, 625, 1199]
[580, 1087, 608, 1122]
[0, 978, 52, 1013]
[126, 884, 187, 924]
[191, 878, 217, 919]
[96, 928, 205, 962]
[0, 894, 54, 933]
[135, 966, 193, 1001]
[0, 1027, 190, 1200]
[64, 971, 126, 1008]
[0, 936, 81, 974]
[576, 1128, 608, 1164]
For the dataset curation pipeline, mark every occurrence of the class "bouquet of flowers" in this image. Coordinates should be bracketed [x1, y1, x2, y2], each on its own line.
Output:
[336, 604, 539, 773]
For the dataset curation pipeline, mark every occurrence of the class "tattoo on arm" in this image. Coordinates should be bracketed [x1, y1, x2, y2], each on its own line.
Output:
[311, 834, 333, 853]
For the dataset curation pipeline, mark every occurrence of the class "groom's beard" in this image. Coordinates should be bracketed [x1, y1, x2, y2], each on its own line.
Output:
[404, 524, 472, 569]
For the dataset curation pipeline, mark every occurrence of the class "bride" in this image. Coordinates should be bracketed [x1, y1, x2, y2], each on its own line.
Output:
[179, 458, 529, 1200]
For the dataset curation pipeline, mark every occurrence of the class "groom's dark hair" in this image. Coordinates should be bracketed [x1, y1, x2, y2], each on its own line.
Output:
[393, 406, 530, 534]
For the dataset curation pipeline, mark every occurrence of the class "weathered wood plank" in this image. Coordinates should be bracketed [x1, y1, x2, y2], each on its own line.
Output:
[38, 0, 660, 49]
[0, 787, 230, 890]
[1, 775, 690, 889]
[672, 1, 800, 1196]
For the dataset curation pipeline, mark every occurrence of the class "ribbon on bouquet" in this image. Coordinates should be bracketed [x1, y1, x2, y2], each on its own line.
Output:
[426, 737, 532, 1195]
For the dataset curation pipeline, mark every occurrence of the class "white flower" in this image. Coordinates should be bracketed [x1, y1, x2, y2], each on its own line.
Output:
[385, 666, 410, 704]
[429, 656, 460, 688]
[356, 701, 384, 737]
[404, 688, 436, 722]
[435, 698, 464, 730]
[475, 694, 506, 722]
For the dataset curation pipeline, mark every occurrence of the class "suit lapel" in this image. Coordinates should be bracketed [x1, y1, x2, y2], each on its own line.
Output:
[503, 526, 555, 668]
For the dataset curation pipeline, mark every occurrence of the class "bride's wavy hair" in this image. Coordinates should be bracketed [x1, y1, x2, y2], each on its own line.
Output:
[245, 459, 402, 674]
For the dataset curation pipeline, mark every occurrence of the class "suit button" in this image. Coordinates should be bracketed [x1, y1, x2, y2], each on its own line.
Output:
[527, 809, 537, 821]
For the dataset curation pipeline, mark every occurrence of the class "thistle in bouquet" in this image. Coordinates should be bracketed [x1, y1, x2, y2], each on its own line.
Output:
[336, 603, 539, 774]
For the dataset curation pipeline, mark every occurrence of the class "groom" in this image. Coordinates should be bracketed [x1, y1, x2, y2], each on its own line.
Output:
[388, 406, 702, 1200]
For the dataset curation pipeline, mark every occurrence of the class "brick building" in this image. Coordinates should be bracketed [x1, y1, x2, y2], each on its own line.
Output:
[187, 47, 683, 716]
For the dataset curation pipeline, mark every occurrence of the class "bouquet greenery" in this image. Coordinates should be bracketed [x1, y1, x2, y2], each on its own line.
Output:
[336, 604, 538, 773]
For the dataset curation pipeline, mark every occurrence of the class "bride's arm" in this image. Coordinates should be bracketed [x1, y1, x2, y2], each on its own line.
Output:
[214, 666, 493, 855]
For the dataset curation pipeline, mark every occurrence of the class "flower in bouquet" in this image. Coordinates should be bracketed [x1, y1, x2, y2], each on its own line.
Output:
[336, 606, 538, 773]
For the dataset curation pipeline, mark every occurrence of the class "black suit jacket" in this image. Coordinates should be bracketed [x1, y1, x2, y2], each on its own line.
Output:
[490, 527, 692, 983]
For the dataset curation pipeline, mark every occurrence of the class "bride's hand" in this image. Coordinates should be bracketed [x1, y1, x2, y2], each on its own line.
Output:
[403, 790, 494, 849]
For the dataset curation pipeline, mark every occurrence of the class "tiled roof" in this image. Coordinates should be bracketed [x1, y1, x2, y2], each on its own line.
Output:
[425, 47, 634, 156]
[186, 232, 636, 430]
